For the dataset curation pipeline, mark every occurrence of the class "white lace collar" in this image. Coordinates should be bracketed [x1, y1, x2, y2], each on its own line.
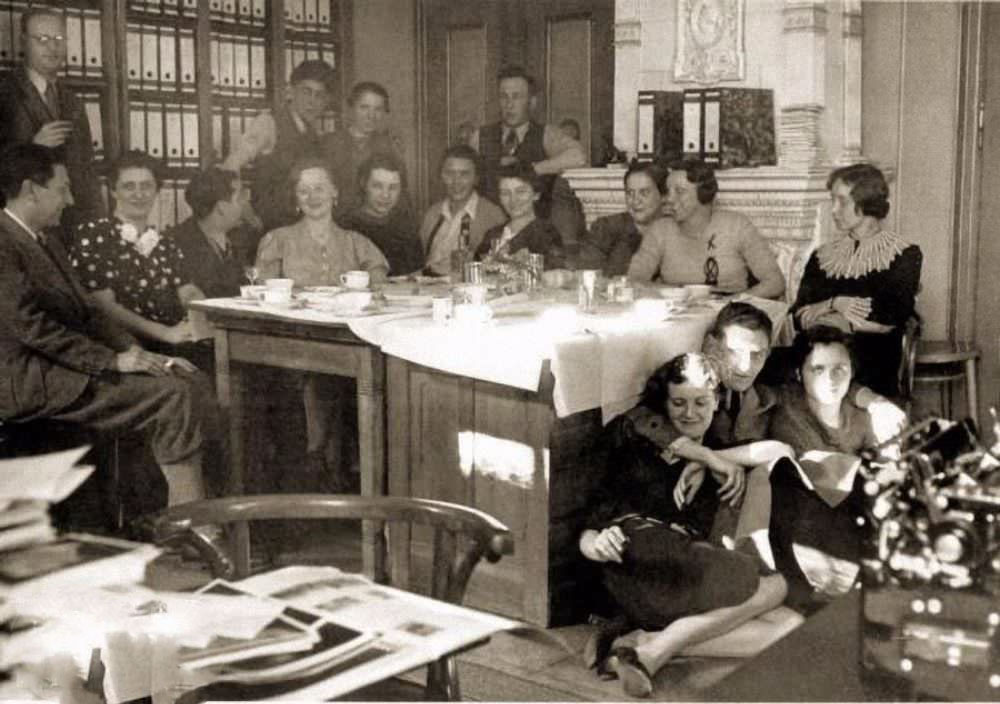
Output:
[816, 230, 907, 279]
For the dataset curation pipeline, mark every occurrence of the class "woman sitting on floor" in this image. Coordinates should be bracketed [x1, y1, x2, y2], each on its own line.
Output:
[763, 325, 879, 609]
[578, 353, 793, 698]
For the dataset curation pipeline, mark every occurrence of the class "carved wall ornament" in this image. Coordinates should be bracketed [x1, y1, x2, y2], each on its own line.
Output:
[674, 0, 746, 84]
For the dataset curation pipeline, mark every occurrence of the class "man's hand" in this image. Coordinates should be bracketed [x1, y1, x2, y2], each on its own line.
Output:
[580, 526, 628, 563]
[832, 295, 873, 320]
[705, 455, 746, 505]
[674, 461, 706, 509]
[499, 155, 520, 167]
[33, 120, 73, 148]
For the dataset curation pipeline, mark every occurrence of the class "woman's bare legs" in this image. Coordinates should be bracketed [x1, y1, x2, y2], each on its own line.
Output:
[629, 574, 788, 676]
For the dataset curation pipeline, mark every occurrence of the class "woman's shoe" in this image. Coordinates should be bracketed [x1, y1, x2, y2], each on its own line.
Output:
[609, 646, 653, 698]
[583, 613, 628, 670]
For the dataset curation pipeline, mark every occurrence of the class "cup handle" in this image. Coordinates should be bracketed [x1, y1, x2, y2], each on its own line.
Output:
[339, 274, 348, 286]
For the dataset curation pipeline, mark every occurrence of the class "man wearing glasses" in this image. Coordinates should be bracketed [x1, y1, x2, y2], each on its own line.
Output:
[0, 7, 104, 245]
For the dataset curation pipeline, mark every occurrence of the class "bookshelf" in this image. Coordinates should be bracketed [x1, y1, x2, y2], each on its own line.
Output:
[0, 0, 343, 231]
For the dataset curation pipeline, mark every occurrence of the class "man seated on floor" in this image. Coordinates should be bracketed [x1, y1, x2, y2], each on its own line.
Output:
[0, 143, 211, 507]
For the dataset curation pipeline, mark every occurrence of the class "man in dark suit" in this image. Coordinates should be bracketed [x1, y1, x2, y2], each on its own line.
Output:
[0, 7, 104, 246]
[0, 143, 209, 507]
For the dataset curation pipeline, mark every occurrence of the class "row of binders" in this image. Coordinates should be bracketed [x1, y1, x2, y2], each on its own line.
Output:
[283, 0, 336, 33]
[126, 24, 197, 94]
[637, 88, 777, 169]
[0, 6, 101, 77]
[211, 32, 269, 98]
[130, 100, 201, 167]
[285, 41, 336, 81]
[128, 0, 198, 18]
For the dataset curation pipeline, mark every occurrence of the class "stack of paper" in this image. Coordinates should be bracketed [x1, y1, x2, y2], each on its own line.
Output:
[0, 446, 96, 555]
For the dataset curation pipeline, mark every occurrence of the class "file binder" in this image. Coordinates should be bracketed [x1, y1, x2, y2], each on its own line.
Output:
[159, 26, 176, 89]
[141, 25, 159, 91]
[239, 0, 252, 23]
[126, 26, 142, 88]
[318, 0, 332, 27]
[304, 0, 318, 31]
[83, 10, 103, 75]
[702, 88, 721, 164]
[163, 0, 179, 17]
[182, 104, 200, 167]
[130, 104, 147, 152]
[682, 90, 702, 159]
[181, 0, 197, 18]
[146, 102, 164, 158]
[179, 28, 195, 92]
[250, 36, 266, 96]
[636, 91, 655, 161]
[209, 0, 224, 23]
[252, 0, 266, 25]
[164, 102, 183, 167]
[234, 36, 249, 97]
[211, 106, 225, 162]
[209, 34, 220, 89]
[0, 10, 13, 65]
[219, 35, 234, 95]
[82, 93, 104, 159]
[65, 9, 83, 77]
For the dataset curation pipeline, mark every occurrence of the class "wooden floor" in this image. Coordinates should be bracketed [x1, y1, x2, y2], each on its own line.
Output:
[148, 519, 773, 702]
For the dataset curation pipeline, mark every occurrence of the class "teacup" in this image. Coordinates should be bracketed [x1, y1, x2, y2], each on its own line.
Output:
[457, 284, 489, 306]
[340, 270, 370, 290]
[265, 278, 294, 291]
[453, 303, 493, 325]
[338, 290, 373, 310]
[240, 284, 267, 300]
[685, 284, 712, 300]
[658, 287, 688, 303]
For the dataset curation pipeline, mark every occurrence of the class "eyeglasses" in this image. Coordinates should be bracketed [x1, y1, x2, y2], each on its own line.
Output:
[28, 34, 67, 46]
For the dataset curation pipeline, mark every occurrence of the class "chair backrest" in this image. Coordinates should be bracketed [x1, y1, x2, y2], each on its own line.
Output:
[897, 314, 921, 407]
[153, 494, 513, 606]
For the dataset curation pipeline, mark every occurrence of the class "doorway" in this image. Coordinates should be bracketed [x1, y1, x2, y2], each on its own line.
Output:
[417, 0, 614, 211]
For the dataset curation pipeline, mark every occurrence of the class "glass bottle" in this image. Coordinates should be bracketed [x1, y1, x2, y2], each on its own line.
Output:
[449, 214, 472, 282]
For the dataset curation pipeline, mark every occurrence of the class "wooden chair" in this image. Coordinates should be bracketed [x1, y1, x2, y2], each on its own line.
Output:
[912, 340, 980, 424]
[153, 494, 514, 701]
[896, 315, 921, 412]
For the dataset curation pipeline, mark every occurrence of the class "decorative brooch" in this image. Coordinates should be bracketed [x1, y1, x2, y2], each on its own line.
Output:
[119, 221, 161, 258]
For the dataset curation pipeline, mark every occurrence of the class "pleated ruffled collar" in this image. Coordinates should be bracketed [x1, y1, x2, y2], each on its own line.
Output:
[816, 230, 907, 279]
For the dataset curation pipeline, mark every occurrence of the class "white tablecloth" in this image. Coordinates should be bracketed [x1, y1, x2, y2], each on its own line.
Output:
[196, 294, 786, 422]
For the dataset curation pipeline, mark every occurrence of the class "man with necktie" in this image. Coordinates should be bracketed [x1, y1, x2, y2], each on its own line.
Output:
[417, 145, 507, 276]
[0, 143, 210, 509]
[467, 65, 587, 250]
[0, 7, 104, 246]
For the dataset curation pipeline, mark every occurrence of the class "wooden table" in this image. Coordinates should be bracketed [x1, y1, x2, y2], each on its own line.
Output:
[385, 356, 607, 627]
[191, 302, 386, 577]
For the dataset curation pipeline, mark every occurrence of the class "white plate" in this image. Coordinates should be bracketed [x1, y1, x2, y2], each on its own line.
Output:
[301, 285, 344, 294]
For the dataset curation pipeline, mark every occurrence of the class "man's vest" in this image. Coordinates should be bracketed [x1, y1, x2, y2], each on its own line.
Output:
[478, 121, 556, 215]
[252, 106, 327, 233]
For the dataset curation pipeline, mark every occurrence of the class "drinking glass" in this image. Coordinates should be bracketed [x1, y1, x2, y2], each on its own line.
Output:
[244, 265, 259, 286]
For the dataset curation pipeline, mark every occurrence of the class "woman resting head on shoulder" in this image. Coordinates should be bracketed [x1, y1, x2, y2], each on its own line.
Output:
[791, 163, 922, 397]
[254, 157, 389, 287]
[578, 352, 790, 698]
[475, 163, 565, 269]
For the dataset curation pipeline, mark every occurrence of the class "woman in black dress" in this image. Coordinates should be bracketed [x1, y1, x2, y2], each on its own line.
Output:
[791, 163, 922, 397]
[579, 353, 789, 697]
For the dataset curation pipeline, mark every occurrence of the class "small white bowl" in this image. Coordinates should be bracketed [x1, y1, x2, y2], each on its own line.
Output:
[658, 287, 688, 302]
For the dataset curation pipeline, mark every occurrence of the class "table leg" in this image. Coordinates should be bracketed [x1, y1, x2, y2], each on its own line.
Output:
[357, 350, 386, 581]
[215, 329, 250, 575]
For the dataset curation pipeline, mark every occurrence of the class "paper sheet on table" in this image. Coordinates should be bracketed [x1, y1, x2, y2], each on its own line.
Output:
[0, 446, 93, 503]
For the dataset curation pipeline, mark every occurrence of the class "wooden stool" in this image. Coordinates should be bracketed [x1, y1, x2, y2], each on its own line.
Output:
[913, 340, 980, 423]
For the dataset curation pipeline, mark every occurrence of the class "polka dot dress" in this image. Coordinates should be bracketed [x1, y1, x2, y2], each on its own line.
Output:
[70, 217, 187, 326]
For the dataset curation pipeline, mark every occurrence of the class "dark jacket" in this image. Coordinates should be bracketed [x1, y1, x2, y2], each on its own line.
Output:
[0, 211, 134, 421]
[576, 212, 643, 275]
[169, 217, 245, 299]
[0, 68, 105, 238]
[478, 121, 555, 207]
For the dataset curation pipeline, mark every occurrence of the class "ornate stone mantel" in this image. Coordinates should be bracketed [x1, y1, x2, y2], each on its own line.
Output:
[569, 1, 870, 301]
